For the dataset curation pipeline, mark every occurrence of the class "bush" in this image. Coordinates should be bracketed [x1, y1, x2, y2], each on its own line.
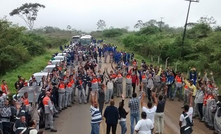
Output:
[103, 28, 123, 38]
[0, 19, 65, 75]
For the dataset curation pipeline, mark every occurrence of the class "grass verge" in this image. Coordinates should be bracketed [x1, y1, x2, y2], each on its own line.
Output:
[0, 48, 59, 93]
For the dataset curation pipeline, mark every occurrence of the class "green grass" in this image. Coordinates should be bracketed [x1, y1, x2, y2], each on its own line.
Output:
[0, 48, 59, 93]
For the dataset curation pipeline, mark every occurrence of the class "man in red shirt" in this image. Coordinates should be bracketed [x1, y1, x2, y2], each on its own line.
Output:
[131, 73, 139, 93]
[1, 80, 10, 95]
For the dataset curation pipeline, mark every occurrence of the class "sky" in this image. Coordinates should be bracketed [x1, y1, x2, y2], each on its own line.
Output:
[0, 0, 221, 32]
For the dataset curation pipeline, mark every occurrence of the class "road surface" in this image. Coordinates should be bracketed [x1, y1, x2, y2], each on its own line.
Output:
[46, 61, 214, 134]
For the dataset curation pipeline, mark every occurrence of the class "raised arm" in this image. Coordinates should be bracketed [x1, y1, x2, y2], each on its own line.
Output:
[157, 66, 162, 76]
[94, 91, 98, 102]
[140, 92, 145, 108]
[90, 92, 94, 106]
[152, 92, 158, 106]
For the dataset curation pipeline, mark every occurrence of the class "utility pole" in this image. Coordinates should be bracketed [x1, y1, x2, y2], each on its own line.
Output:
[181, 0, 199, 58]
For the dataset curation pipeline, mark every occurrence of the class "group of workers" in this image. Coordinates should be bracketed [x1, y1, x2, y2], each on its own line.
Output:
[0, 41, 221, 134]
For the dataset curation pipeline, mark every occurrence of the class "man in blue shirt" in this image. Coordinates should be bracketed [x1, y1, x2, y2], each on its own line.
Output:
[104, 100, 119, 134]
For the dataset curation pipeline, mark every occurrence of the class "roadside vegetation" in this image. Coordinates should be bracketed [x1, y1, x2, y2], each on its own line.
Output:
[0, 18, 68, 75]
[92, 17, 221, 83]
[0, 49, 58, 93]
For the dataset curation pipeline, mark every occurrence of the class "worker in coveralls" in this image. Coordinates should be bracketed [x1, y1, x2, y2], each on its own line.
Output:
[43, 91, 57, 132]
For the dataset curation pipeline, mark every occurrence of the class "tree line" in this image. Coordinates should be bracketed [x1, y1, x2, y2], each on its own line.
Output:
[93, 17, 221, 80]
[0, 18, 68, 75]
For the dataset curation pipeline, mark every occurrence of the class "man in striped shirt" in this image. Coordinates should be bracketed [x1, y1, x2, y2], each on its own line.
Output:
[90, 91, 102, 134]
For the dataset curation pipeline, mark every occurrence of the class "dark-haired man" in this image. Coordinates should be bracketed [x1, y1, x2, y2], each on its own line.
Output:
[179, 94, 193, 134]
[128, 93, 141, 134]
[155, 93, 167, 134]
[104, 99, 119, 134]
[141, 92, 158, 133]
[135, 112, 154, 134]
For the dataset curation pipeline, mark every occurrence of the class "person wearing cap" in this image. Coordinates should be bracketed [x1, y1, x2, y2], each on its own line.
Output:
[179, 95, 193, 134]
[58, 79, 66, 111]
[43, 91, 57, 132]
[189, 68, 197, 86]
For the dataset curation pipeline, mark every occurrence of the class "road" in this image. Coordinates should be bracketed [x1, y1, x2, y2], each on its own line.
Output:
[46, 61, 214, 134]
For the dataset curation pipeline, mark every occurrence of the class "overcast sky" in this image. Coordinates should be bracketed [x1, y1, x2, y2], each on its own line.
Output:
[0, 0, 221, 32]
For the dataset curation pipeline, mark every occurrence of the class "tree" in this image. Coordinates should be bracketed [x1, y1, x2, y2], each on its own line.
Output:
[9, 3, 45, 30]
[67, 25, 72, 34]
[197, 16, 216, 25]
[134, 20, 144, 29]
[97, 20, 106, 30]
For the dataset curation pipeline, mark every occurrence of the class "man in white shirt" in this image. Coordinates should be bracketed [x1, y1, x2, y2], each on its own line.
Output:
[179, 93, 193, 134]
[135, 112, 154, 134]
[105, 78, 114, 104]
[141, 92, 158, 125]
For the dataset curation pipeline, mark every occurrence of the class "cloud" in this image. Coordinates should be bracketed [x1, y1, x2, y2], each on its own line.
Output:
[0, 0, 220, 32]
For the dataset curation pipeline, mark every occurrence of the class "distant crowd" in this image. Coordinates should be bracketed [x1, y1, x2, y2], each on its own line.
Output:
[0, 42, 221, 134]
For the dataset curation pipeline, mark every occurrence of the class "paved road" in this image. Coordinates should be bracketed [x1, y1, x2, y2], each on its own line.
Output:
[45, 61, 214, 134]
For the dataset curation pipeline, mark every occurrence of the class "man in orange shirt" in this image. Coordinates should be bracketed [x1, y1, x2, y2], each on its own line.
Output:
[1, 80, 10, 95]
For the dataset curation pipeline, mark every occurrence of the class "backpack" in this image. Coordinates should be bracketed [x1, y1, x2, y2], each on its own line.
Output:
[22, 127, 33, 134]
[181, 113, 193, 134]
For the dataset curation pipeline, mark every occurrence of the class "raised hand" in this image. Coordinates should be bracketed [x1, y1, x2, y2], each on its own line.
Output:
[121, 94, 125, 100]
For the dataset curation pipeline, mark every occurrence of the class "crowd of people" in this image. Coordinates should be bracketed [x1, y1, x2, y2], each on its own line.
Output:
[0, 41, 220, 134]
[88, 44, 221, 134]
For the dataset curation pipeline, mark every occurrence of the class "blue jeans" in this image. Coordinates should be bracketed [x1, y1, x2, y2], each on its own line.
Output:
[119, 121, 127, 134]
[130, 113, 139, 134]
[167, 84, 173, 99]
[91, 123, 100, 134]
[173, 86, 183, 99]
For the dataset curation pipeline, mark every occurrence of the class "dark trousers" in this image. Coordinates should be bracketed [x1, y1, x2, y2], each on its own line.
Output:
[106, 124, 117, 134]
[87, 88, 92, 102]
[2, 122, 11, 134]
[99, 101, 104, 115]
[132, 83, 136, 93]
[147, 88, 152, 102]
[198, 103, 203, 118]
